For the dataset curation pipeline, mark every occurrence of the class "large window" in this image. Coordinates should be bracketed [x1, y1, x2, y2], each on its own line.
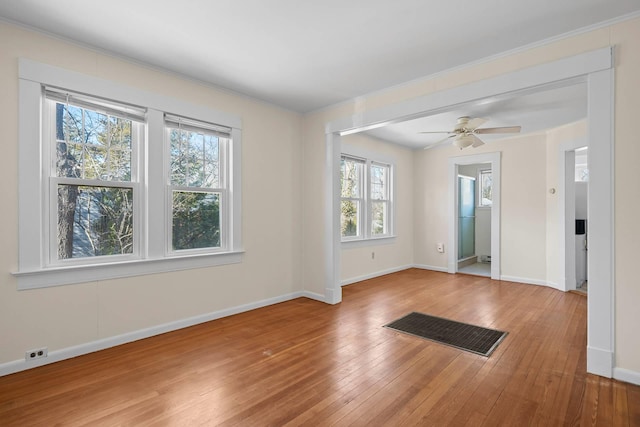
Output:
[16, 59, 242, 289]
[340, 154, 392, 242]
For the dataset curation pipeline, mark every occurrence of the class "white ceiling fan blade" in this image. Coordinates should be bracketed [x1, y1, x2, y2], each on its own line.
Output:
[470, 134, 484, 147]
[466, 117, 487, 130]
[475, 126, 521, 134]
[423, 134, 455, 150]
[418, 131, 454, 134]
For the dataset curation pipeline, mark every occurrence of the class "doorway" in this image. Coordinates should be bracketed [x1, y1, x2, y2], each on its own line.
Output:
[448, 153, 500, 280]
[457, 164, 492, 277]
[561, 143, 589, 293]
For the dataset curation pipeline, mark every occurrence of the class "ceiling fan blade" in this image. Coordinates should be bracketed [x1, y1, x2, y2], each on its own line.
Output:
[470, 134, 484, 148]
[475, 126, 521, 134]
[466, 117, 487, 130]
[423, 134, 455, 150]
[418, 131, 454, 134]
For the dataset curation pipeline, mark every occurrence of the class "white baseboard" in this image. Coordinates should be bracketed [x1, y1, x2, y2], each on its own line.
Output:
[341, 264, 413, 286]
[500, 275, 560, 290]
[0, 291, 308, 377]
[613, 367, 640, 386]
[413, 264, 448, 273]
[301, 290, 327, 303]
[587, 346, 614, 378]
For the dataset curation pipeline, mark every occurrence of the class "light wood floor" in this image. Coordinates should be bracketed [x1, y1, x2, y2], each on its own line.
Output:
[1, 269, 639, 426]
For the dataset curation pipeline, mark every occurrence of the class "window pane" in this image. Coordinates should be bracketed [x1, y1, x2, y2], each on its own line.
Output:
[480, 170, 492, 206]
[371, 201, 387, 235]
[170, 129, 220, 188]
[55, 102, 132, 182]
[371, 164, 388, 200]
[172, 191, 221, 250]
[57, 185, 134, 259]
[341, 200, 359, 237]
[341, 158, 362, 198]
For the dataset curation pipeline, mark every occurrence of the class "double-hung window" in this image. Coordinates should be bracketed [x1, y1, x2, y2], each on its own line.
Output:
[46, 89, 145, 263]
[340, 153, 393, 242]
[166, 115, 230, 253]
[16, 59, 242, 289]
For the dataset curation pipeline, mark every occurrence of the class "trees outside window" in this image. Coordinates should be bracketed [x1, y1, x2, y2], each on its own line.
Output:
[52, 98, 139, 260]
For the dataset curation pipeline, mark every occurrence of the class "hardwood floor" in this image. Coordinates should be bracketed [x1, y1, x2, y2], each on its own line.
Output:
[1, 269, 639, 426]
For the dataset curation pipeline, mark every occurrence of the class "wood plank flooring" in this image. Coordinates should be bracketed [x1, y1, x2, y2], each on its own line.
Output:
[1, 269, 639, 426]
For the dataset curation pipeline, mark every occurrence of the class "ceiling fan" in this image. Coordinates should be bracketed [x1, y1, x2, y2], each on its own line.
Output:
[421, 116, 521, 150]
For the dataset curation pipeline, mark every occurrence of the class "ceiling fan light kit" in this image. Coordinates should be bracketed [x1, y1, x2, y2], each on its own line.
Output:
[421, 116, 522, 150]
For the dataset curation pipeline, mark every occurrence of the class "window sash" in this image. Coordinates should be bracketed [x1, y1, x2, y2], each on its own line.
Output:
[166, 124, 230, 255]
[46, 97, 142, 266]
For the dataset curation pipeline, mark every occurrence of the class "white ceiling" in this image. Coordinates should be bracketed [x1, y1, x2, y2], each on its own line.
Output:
[363, 82, 588, 149]
[0, 0, 638, 113]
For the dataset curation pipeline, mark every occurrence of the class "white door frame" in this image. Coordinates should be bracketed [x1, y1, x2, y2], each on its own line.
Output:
[448, 153, 501, 280]
[558, 139, 588, 292]
[325, 47, 614, 377]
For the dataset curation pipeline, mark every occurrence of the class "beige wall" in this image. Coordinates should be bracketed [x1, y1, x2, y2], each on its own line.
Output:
[0, 22, 303, 365]
[339, 134, 414, 283]
[412, 133, 548, 282]
[302, 17, 640, 373]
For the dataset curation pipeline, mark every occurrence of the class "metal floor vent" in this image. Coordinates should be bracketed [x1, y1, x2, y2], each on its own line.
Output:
[384, 312, 508, 357]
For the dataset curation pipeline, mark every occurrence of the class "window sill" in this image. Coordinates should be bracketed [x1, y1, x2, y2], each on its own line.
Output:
[341, 235, 397, 248]
[13, 250, 244, 290]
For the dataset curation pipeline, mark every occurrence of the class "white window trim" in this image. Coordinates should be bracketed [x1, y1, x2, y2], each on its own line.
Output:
[340, 144, 395, 245]
[14, 59, 243, 290]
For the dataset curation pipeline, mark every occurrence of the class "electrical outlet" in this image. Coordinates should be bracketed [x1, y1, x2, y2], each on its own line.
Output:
[436, 243, 445, 253]
[25, 347, 48, 361]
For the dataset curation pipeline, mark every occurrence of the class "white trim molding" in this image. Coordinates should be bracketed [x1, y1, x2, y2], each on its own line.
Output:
[613, 368, 640, 386]
[500, 275, 560, 290]
[341, 265, 413, 287]
[413, 264, 449, 273]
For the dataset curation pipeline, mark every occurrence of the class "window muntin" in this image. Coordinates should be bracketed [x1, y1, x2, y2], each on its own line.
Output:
[48, 94, 141, 262]
[167, 118, 230, 253]
[340, 155, 392, 242]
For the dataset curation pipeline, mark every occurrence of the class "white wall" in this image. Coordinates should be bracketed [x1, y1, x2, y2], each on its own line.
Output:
[339, 134, 414, 284]
[303, 16, 640, 374]
[0, 22, 303, 369]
